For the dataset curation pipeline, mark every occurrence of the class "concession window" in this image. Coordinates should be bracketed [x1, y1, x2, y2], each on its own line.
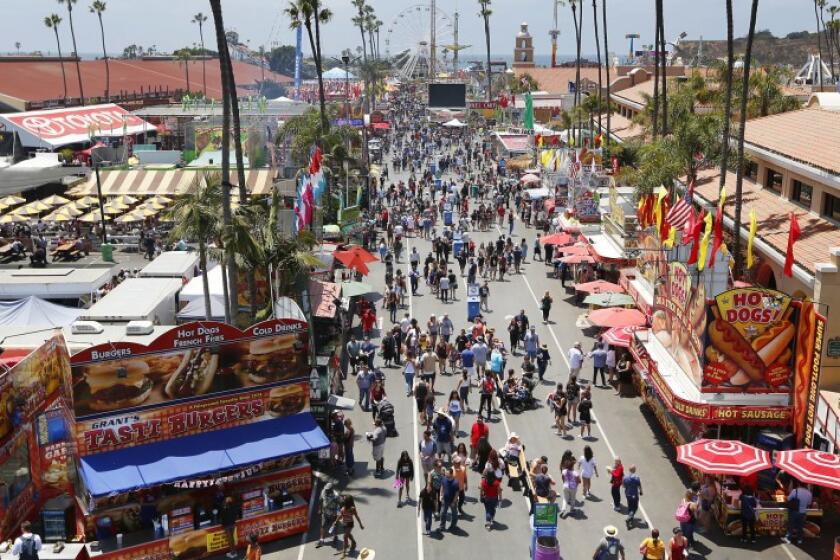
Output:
[78, 413, 328, 497]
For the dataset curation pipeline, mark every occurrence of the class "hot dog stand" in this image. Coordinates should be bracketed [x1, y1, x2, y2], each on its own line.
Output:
[1, 319, 329, 560]
[625, 247, 827, 538]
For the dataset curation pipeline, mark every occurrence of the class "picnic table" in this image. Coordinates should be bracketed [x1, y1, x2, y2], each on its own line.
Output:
[52, 241, 80, 261]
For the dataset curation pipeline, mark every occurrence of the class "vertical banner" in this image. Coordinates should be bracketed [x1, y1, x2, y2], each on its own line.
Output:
[794, 301, 826, 447]
[294, 26, 303, 100]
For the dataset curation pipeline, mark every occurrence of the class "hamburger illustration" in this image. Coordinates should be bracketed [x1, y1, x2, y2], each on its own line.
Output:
[267, 384, 307, 417]
[237, 335, 301, 385]
[83, 360, 153, 411]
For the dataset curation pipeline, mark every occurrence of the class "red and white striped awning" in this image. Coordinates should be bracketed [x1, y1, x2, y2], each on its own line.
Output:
[68, 169, 276, 197]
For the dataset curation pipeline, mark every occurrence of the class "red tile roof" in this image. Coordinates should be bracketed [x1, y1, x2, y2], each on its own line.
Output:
[597, 112, 644, 141]
[0, 58, 292, 108]
[743, 108, 840, 176]
[692, 167, 840, 275]
[514, 67, 601, 95]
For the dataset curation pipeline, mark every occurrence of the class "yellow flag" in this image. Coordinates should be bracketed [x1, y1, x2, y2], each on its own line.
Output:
[664, 223, 677, 248]
[697, 212, 714, 272]
[540, 150, 551, 167]
[718, 186, 726, 211]
[655, 185, 668, 231]
[746, 209, 757, 269]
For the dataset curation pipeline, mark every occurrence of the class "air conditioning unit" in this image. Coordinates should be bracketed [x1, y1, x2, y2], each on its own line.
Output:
[125, 321, 154, 336]
[71, 321, 105, 335]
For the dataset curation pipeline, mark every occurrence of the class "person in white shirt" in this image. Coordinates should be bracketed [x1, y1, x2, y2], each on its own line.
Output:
[12, 521, 43, 558]
[783, 481, 813, 544]
[606, 347, 617, 385]
[568, 342, 584, 378]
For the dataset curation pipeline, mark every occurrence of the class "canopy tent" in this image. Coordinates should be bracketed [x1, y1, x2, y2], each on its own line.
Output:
[523, 187, 550, 199]
[0, 104, 155, 149]
[176, 294, 227, 322]
[322, 67, 357, 80]
[274, 296, 307, 322]
[442, 118, 467, 128]
[68, 169, 275, 197]
[0, 295, 82, 328]
[180, 265, 225, 303]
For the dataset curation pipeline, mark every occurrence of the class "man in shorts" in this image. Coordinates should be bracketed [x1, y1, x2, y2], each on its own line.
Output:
[419, 430, 437, 480]
[460, 343, 475, 381]
[317, 484, 340, 548]
[472, 337, 488, 377]
[432, 411, 454, 462]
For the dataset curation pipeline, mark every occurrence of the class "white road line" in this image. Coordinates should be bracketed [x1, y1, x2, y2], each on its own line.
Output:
[404, 235, 425, 560]
[498, 223, 654, 529]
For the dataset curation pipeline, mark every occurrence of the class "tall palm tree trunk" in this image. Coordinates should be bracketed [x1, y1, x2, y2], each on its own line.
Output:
[53, 30, 69, 106]
[209, 0, 235, 323]
[652, 0, 660, 138]
[592, 0, 602, 135]
[199, 24, 208, 96]
[199, 240, 212, 320]
[571, 2, 580, 143]
[303, 22, 329, 137]
[66, 6, 85, 106]
[815, 0, 825, 90]
[602, 0, 611, 147]
[658, 0, 667, 134]
[576, 3, 584, 143]
[718, 0, 734, 191]
[732, 0, 760, 279]
[484, 15, 492, 102]
[96, 14, 110, 101]
[819, 5, 835, 82]
[313, 1, 330, 135]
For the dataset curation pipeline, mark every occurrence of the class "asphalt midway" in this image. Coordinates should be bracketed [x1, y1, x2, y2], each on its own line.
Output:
[256, 146, 828, 560]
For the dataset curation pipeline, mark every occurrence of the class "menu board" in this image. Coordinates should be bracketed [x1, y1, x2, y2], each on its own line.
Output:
[241, 489, 266, 518]
[70, 319, 309, 420]
[169, 507, 195, 535]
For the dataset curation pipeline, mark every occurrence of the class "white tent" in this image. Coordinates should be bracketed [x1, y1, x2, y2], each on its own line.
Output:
[272, 96, 295, 102]
[322, 67, 356, 80]
[177, 294, 227, 322]
[180, 265, 225, 303]
[442, 118, 467, 128]
[0, 296, 82, 328]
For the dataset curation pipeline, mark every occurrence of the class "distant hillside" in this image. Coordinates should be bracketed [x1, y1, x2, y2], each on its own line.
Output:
[675, 30, 824, 68]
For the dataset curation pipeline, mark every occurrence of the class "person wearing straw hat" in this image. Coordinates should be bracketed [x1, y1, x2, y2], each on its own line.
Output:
[593, 525, 626, 560]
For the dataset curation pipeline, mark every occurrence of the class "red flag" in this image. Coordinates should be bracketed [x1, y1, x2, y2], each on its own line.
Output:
[499, 95, 509, 108]
[659, 194, 672, 240]
[709, 205, 724, 267]
[687, 208, 705, 264]
[784, 212, 801, 277]
[681, 207, 697, 243]
[644, 195, 655, 228]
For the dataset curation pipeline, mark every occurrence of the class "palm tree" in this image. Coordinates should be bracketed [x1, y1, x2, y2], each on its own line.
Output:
[748, 66, 801, 118]
[601, 0, 611, 147]
[828, 6, 840, 64]
[313, 0, 333, 121]
[44, 14, 68, 106]
[89, 1, 109, 101]
[168, 174, 222, 321]
[651, 2, 660, 138]
[478, 0, 492, 102]
[657, 0, 667, 135]
[192, 12, 209, 96]
[177, 51, 192, 92]
[352, 0, 368, 62]
[814, 0, 825, 90]
[591, 0, 602, 135]
[818, 1, 835, 81]
[718, 0, 734, 193]
[208, 0, 237, 318]
[286, 1, 331, 135]
[58, 0, 85, 105]
[14, 42, 21, 54]
[732, 0, 760, 279]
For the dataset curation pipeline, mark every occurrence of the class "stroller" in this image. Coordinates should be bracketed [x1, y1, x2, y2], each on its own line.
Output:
[502, 375, 538, 414]
[378, 399, 399, 437]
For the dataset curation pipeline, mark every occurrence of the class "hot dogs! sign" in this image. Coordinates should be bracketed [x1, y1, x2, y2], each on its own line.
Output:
[703, 288, 797, 392]
[70, 319, 309, 420]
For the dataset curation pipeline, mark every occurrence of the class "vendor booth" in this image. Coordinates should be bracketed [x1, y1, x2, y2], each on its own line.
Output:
[0, 319, 328, 560]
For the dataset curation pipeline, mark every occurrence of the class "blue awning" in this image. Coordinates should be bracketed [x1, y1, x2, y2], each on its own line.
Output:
[79, 413, 328, 497]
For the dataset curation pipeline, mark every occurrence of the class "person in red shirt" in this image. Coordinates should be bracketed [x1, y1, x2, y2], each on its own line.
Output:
[470, 415, 489, 463]
[361, 309, 376, 337]
[480, 472, 502, 530]
[607, 457, 625, 511]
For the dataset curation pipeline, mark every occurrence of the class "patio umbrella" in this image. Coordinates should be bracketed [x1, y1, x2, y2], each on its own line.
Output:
[336, 246, 378, 264]
[0, 213, 28, 224]
[0, 195, 25, 206]
[583, 293, 635, 307]
[57, 203, 83, 217]
[575, 280, 625, 294]
[520, 173, 540, 184]
[40, 194, 70, 206]
[43, 210, 74, 223]
[556, 244, 590, 257]
[16, 201, 51, 215]
[601, 326, 642, 347]
[107, 200, 130, 210]
[587, 307, 647, 328]
[775, 449, 840, 491]
[78, 211, 111, 223]
[677, 439, 772, 476]
[152, 195, 173, 204]
[73, 195, 99, 208]
[102, 204, 125, 215]
[143, 199, 167, 211]
[115, 211, 143, 223]
[341, 281, 375, 298]
[111, 194, 139, 206]
[559, 254, 596, 265]
[540, 232, 573, 245]
[136, 207, 159, 218]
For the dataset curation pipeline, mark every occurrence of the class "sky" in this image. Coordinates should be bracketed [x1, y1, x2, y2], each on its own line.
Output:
[1, 0, 819, 61]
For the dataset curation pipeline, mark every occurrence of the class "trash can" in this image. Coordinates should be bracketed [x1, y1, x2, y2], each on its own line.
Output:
[453, 240, 463, 257]
[100, 242, 114, 262]
[471, 185, 479, 198]
[444, 211, 453, 226]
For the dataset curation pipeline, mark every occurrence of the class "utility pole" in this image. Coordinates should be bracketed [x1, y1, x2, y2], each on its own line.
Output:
[550, 0, 560, 67]
[429, 0, 436, 80]
[453, 12, 459, 75]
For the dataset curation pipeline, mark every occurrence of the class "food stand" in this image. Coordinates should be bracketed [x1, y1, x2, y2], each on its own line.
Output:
[626, 236, 827, 537]
[1, 319, 329, 560]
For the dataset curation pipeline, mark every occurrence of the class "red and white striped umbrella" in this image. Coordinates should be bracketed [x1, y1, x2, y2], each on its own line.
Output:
[775, 449, 840, 491]
[601, 326, 641, 348]
[677, 439, 772, 476]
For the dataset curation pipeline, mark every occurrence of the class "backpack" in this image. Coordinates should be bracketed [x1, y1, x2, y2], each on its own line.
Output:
[675, 501, 692, 522]
[482, 378, 495, 395]
[19, 536, 38, 560]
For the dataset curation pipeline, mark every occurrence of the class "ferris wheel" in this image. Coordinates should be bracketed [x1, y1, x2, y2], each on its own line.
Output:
[384, 3, 455, 81]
